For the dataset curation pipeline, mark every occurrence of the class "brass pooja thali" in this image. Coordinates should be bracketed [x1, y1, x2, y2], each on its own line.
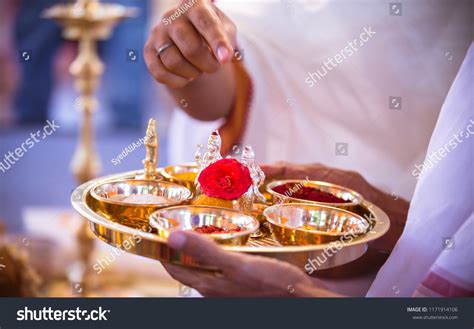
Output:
[71, 119, 390, 272]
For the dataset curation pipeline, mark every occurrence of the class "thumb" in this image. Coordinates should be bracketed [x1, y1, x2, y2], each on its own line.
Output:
[167, 231, 236, 268]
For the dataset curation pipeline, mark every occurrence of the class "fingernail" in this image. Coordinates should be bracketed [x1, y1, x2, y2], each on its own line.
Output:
[168, 231, 187, 249]
[217, 46, 229, 63]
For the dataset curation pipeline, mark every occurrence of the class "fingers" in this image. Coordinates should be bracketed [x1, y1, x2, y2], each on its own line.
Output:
[261, 162, 332, 181]
[260, 162, 371, 201]
[148, 23, 201, 81]
[228, 255, 314, 296]
[167, 231, 239, 269]
[260, 161, 307, 179]
[159, 44, 201, 80]
[168, 19, 220, 73]
[144, 0, 237, 87]
[144, 38, 189, 88]
[162, 263, 219, 291]
[187, 2, 233, 63]
[168, 230, 313, 293]
[212, 5, 238, 49]
[165, 231, 325, 297]
[163, 263, 254, 297]
[260, 162, 288, 179]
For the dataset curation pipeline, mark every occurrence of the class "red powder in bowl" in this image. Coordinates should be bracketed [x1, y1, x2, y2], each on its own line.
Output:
[272, 183, 347, 203]
[193, 225, 242, 234]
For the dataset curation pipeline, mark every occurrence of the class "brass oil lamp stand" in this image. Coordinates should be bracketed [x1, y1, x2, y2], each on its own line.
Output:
[43, 0, 136, 295]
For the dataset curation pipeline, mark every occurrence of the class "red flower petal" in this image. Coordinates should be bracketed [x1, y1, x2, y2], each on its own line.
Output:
[198, 158, 252, 200]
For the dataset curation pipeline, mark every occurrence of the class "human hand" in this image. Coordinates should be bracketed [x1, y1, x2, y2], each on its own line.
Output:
[261, 162, 409, 253]
[163, 231, 336, 297]
[261, 161, 384, 205]
[144, 0, 236, 88]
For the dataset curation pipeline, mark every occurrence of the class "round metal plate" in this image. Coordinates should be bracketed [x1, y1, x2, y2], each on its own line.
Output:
[71, 169, 390, 271]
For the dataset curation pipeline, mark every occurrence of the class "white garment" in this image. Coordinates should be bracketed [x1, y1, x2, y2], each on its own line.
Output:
[367, 43, 474, 297]
[167, 0, 472, 200]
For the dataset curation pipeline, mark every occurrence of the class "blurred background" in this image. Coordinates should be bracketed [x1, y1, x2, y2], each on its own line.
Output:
[1, 0, 471, 298]
[0, 0, 185, 297]
[0, 0, 173, 233]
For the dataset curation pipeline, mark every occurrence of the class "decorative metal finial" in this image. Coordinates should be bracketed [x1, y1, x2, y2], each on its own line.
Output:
[141, 118, 159, 179]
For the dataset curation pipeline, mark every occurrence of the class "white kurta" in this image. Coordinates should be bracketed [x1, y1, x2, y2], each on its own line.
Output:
[167, 0, 472, 200]
[367, 43, 474, 297]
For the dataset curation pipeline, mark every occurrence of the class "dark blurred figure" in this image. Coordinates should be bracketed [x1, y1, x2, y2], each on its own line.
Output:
[0, 1, 20, 127]
[14, 0, 65, 124]
[13, 0, 149, 129]
[100, 0, 149, 130]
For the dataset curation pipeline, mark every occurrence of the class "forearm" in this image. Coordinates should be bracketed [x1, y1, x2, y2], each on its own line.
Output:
[167, 62, 236, 121]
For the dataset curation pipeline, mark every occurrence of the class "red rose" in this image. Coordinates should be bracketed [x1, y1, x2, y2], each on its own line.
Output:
[198, 158, 252, 200]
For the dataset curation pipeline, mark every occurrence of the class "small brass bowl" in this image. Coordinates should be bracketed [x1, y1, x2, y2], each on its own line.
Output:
[149, 205, 259, 246]
[264, 203, 370, 246]
[90, 180, 192, 227]
[266, 179, 363, 210]
[160, 162, 198, 192]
